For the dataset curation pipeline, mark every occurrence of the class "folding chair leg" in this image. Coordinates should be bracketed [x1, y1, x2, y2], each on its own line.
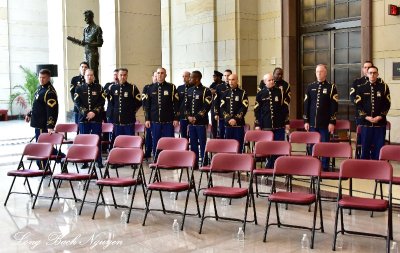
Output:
[180, 190, 191, 230]
[199, 196, 208, 234]
[212, 197, 219, 220]
[31, 176, 46, 209]
[263, 200, 273, 242]
[319, 197, 324, 233]
[69, 181, 78, 202]
[243, 194, 251, 233]
[251, 191, 258, 225]
[142, 189, 153, 226]
[4, 177, 17, 206]
[197, 171, 204, 194]
[92, 185, 104, 219]
[159, 191, 166, 214]
[310, 202, 318, 249]
[127, 184, 139, 224]
[78, 181, 91, 215]
[332, 205, 340, 251]
[110, 186, 117, 208]
[49, 180, 62, 211]
[254, 175, 260, 198]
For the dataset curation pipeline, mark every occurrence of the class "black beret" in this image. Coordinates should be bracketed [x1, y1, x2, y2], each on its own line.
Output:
[213, 70, 223, 78]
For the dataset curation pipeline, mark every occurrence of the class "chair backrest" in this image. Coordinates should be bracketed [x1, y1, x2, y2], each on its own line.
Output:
[102, 122, 114, 133]
[73, 134, 100, 146]
[210, 153, 254, 173]
[107, 148, 143, 165]
[340, 159, 392, 181]
[134, 123, 145, 134]
[23, 143, 53, 160]
[312, 142, 352, 159]
[380, 145, 400, 162]
[205, 139, 239, 153]
[113, 135, 143, 148]
[156, 137, 188, 151]
[55, 123, 78, 135]
[157, 150, 196, 168]
[254, 141, 291, 157]
[289, 131, 320, 144]
[37, 133, 64, 145]
[334, 119, 351, 130]
[244, 130, 274, 143]
[66, 144, 98, 161]
[274, 156, 321, 177]
[289, 119, 305, 130]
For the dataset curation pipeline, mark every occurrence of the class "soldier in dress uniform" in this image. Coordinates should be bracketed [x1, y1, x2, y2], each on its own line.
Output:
[220, 73, 249, 152]
[186, 70, 212, 165]
[350, 61, 373, 126]
[103, 69, 119, 123]
[303, 64, 338, 170]
[74, 69, 105, 167]
[25, 69, 59, 169]
[70, 61, 88, 124]
[144, 67, 179, 157]
[142, 71, 157, 159]
[210, 70, 225, 138]
[110, 68, 142, 138]
[355, 65, 391, 160]
[177, 71, 192, 139]
[255, 73, 289, 167]
[26, 69, 58, 139]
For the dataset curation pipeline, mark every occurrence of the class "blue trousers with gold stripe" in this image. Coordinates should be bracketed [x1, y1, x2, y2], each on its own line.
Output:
[225, 126, 244, 153]
[189, 125, 207, 165]
[360, 126, 386, 160]
[151, 122, 174, 157]
[180, 119, 189, 139]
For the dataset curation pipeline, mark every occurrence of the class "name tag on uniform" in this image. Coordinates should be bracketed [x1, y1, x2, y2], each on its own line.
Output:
[323, 88, 327, 94]
[152, 92, 157, 94]
[164, 90, 169, 96]
[114, 90, 119, 95]
[275, 96, 279, 102]
[124, 92, 128, 97]
[195, 95, 200, 99]
[377, 91, 381, 97]
[235, 96, 239, 101]
[92, 91, 97, 95]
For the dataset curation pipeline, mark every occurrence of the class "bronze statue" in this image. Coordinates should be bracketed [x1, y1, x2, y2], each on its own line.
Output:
[67, 10, 103, 81]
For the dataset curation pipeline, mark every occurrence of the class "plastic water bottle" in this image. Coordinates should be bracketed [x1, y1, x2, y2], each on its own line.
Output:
[237, 227, 245, 242]
[391, 241, 399, 253]
[123, 187, 129, 204]
[301, 233, 309, 249]
[336, 233, 344, 250]
[120, 211, 128, 224]
[221, 198, 228, 207]
[172, 219, 180, 233]
[170, 192, 176, 200]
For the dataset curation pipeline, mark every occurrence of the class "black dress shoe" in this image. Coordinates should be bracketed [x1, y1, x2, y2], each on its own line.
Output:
[80, 163, 89, 169]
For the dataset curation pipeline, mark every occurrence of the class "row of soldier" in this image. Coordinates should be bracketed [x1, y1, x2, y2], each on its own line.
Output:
[26, 61, 391, 170]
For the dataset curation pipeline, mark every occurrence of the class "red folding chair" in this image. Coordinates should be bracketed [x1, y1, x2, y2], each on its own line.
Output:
[199, 153, 256, 234]
[4, 143, 53, 209]
[330, 119, 351, 144]
[253, 141, 291, 197]
[243, 130, 274, 153]
[289, 131, 320, 155]
[55, 123, 78, 145]
[197, 139, 239, 193]
[37, 133, 64, 170]
[263, 156, 323, 249]
[142, 150, 200, 230]
[333, 159, 393, 252]
[373, 145, 400, 200]
[73, 134, 100, 146]
[113, 135, 143, 148]
[92, 148, 146, 222]
[49, 144, 99, 215]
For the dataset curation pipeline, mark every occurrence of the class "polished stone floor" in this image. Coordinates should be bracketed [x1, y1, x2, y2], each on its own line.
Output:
[0, 120, 399, 252]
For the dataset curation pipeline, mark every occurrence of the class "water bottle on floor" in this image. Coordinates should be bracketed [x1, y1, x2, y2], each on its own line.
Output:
[336, 233, 344, 250]
[301, 233, 309, 249]
[391, 241, 399, 253]
[237, 227, 245, 242]
[172, 219, 180, 233]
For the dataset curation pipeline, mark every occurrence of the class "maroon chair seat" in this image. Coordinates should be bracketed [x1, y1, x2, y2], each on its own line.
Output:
[52, 173, 97, 181]
[263, 156, 322, 249]
[199, 153, 256, 235]
[332, 159, 393, 252]
[143, 150, 199, 231]
[49, 144, 99, 215]
[4, 143, 53, 209]
[147, 182, 190, 191]
[92, 148, 145, 223]
[339, 196, 388, 211]
[7, 170, 52, 177]
[203, 186, 248, 198]
[268, 192, 316, 204]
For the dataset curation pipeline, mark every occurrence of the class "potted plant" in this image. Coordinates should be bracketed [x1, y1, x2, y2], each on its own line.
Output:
[9, 66, 39, 118]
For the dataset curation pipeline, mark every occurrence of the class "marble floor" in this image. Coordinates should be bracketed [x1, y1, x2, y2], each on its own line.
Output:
[0, 120, 399, 253]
